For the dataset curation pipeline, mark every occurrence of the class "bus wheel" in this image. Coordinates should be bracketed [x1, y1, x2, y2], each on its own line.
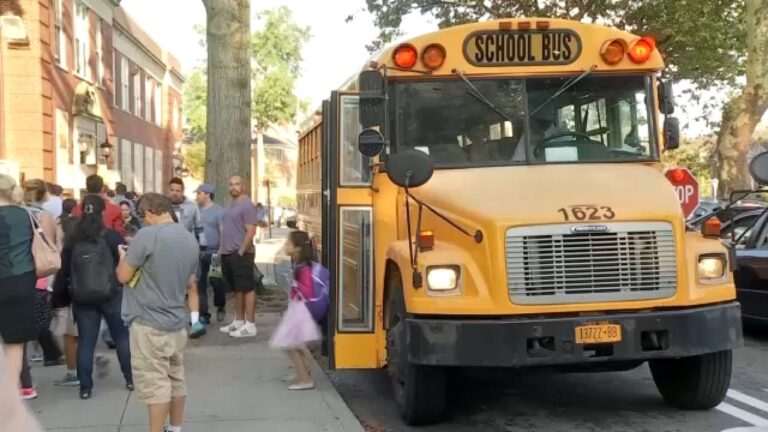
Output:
[649, 350, 732, 410]
[386, 282, 447, 425]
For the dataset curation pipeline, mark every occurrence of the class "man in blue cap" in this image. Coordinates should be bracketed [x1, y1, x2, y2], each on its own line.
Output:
[195, 183, 227, 324]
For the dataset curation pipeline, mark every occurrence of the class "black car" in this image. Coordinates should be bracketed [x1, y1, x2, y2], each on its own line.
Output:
[732, 208, 768, 324]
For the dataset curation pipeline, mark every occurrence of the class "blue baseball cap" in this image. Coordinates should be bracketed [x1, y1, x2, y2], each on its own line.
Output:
[196, 183, 214, 194]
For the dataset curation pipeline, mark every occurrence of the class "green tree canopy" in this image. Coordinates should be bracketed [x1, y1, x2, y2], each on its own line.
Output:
[182, 68, 207, 144]
[251, 6, 310, 131]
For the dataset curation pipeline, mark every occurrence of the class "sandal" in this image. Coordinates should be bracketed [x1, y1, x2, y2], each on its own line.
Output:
[288, 382, 315, 391]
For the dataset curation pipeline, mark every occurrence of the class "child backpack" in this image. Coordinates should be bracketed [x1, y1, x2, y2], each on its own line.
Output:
[69, 234, 118, 304]
[305, 262, 330, 323]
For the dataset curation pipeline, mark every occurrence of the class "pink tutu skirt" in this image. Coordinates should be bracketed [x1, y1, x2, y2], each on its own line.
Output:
[269, 300, 322, 350]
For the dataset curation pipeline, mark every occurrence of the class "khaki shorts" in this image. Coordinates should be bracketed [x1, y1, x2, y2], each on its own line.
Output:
[130, 322, 188, 405]
[51, 307, 78, 337]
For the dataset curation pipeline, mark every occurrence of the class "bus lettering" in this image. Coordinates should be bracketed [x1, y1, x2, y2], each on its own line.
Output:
[465, 30, 581, 66]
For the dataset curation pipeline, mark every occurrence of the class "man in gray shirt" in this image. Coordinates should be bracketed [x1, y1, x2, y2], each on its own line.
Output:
[168, 177, 202, 239]
[117, 193, 203, 432]
[195, 183, 227, 324]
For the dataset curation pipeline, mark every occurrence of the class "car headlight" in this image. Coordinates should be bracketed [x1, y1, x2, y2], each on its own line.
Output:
[698, 254, 726, 280]
[426, 266, 459, 291]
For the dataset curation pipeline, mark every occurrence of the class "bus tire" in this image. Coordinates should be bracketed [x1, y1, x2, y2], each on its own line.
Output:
[649, 350, 732, 410]
[386, 278, 447, 425]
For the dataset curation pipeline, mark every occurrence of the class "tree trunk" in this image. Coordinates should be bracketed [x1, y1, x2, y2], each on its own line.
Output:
[203, 0, 252, 205]
[717, 0, 768, 196]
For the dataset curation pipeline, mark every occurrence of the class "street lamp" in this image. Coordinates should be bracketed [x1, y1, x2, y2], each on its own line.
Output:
[99, 139, 113, 160]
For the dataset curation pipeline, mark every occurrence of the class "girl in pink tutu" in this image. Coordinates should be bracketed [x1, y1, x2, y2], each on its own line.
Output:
[269, 231, 321, 390]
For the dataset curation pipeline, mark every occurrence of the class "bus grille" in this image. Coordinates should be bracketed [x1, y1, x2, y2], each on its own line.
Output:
[505, 222, 677, 305]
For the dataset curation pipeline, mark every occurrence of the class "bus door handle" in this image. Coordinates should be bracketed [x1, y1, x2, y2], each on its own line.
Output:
[323, 189, 330, 205]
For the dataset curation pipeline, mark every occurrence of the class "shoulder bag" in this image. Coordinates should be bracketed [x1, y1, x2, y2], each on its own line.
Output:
[27, 210, 61, 278]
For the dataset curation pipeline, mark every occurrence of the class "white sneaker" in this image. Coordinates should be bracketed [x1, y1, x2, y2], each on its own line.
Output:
[219, 320, 244, 334]
[229, 323, 258, 338]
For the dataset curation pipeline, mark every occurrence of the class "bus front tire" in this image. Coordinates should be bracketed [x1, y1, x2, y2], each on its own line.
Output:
[649, 349, 732, 410]
[386, 282, 447, 425]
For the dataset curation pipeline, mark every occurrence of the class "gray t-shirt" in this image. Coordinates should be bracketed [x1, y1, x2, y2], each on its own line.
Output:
[122, 222, 199, 332]
[199, 203, 225, 249]
[173, 199, 202, 237]
[220, 196, 258, 255]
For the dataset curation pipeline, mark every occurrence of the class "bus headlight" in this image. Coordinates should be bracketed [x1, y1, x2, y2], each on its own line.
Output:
[698, 254, 726, 281]
[426, 266, 459, 291]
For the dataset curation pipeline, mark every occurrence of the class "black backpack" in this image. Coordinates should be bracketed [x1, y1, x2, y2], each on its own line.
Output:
[69, 234, 118, 304]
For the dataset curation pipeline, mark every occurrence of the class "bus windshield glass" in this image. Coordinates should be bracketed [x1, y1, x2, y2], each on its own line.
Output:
[389, 74, 657, 167]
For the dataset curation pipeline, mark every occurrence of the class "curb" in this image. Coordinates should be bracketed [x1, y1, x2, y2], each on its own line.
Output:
[308, 354, 365, 432]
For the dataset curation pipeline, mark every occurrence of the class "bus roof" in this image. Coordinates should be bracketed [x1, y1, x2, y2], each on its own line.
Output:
[366, 18, 663, 79]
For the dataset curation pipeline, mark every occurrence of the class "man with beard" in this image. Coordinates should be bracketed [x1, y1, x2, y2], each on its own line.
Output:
[167, 177, 202, 240]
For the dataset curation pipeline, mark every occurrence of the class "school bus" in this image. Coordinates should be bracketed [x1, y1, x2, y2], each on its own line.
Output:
[298, 18, 742, 425]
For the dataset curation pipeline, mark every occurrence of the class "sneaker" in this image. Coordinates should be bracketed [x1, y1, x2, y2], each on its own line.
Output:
[219, 320, 244, 334]
[44, 358, 65, 367]
[216, 309, 226, 322]
[79, 389, 92, 400]
[125, 382, 135, 392]
[20, 387, 38, 400]
[189, 322, 207, 339]
[29, 353, 43, 363]
[54, 372, 80, 387]
[199, 315, 211, 325]
[229, 323, 257, 338]
[288, 381, 315, 391]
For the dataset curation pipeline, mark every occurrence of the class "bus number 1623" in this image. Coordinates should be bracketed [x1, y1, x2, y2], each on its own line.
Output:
[558, 206, 616, 221]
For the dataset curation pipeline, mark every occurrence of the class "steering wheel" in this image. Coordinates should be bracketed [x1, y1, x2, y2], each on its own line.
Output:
[543, 131, 592, 143]
[533, 131, 593, 159]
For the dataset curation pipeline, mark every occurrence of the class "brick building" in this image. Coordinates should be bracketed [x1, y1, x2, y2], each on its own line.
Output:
[0, 0, 184, 196]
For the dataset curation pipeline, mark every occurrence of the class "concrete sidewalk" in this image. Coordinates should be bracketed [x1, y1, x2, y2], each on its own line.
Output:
[26, 227, 363, 431]
[27, 311, 363, 432]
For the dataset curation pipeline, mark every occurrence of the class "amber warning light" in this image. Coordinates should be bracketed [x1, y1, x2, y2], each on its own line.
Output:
[393, 44, 418, 69]
[628, 37, 656, 63]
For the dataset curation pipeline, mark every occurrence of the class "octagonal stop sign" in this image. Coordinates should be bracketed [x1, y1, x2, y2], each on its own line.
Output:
[665, 168, 699, 218]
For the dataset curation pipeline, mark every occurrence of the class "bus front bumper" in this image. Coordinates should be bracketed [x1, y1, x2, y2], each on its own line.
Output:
[406, 302, 742, 367]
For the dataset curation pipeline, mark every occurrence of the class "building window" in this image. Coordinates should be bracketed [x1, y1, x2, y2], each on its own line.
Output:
[133, 143, 144, 193]
[112, 52, 117, 107]
[53, 0, 66, 69]
[73, 1, 89, 79]
[145, 76, 153, 122]
[154, 149, 163, 192]
[155, 83, 163, 126]
[120, 57, 129, 111]
[96, 19, 103, 85]
[121, 139, 132, 187]
[133, 72, 141, 117]
[144, 149, 154, 192]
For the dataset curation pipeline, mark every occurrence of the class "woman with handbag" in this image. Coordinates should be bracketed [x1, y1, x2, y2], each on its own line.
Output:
[19, 179, 64, 399]
[0, 174, 39, 398]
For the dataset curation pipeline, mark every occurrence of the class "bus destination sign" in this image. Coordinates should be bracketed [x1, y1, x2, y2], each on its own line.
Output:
[464, 29, 582, 67]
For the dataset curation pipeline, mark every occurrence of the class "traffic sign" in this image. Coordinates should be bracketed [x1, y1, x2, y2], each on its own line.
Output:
[665, 168, 699, 218]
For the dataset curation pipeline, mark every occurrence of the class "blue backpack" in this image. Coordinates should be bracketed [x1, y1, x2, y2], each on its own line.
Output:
[303, 262, 329, 324]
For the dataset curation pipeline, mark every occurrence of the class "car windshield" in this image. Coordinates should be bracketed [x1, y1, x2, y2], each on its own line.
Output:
[389, 74, 657, 167]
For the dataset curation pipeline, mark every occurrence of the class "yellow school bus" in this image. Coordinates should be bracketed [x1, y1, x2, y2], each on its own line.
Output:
[298, 18, 742, 425]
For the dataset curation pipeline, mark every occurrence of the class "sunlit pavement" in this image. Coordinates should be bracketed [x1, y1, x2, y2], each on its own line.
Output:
[26, 227, 363, 432]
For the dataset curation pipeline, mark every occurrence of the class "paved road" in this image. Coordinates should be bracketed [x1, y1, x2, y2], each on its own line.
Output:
[329, 329, 768, 432]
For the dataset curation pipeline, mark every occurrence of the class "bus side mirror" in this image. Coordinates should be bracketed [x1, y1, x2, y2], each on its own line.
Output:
[749, 152, 768, 185]
[664, 117, 680, 151]
[658, 80, 675, 115]
[387, 150, 434, 188]
[359, 70, 386, 128]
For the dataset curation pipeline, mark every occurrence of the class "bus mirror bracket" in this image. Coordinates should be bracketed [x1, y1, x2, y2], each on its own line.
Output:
[663, 117, 680, 151]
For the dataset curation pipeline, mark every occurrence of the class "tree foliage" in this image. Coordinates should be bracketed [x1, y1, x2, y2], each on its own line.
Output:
[362, 0, 744, 86]
[251, 7, 310, 131]
[183, 142, 207, 180]
[182, 68, 207, 144]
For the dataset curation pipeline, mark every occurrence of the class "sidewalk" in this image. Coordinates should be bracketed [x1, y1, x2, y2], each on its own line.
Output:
[26, 227, 364, 432]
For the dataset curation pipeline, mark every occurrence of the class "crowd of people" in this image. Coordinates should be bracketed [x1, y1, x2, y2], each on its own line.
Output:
[0, 172, 324, 432]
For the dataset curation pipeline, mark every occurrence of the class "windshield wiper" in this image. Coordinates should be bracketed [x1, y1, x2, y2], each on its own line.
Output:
[529, 65, 597, 117]
[452, 68, 516, 125]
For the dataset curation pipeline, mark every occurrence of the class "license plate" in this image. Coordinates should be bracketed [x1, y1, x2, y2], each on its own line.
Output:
[575, 324, 622, 344]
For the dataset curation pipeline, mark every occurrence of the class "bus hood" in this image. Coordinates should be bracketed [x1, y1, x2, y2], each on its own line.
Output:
[411, 164, 683, 227]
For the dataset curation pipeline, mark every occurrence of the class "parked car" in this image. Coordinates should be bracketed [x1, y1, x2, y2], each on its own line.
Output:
[282, 208, 297, 229]
[732, 208, 768, 324]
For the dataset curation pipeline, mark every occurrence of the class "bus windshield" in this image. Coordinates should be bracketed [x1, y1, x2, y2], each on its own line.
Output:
[389, 74, 657, 167]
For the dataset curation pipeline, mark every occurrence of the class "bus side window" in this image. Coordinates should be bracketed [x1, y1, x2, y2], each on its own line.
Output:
[340, 95, 372, 186]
